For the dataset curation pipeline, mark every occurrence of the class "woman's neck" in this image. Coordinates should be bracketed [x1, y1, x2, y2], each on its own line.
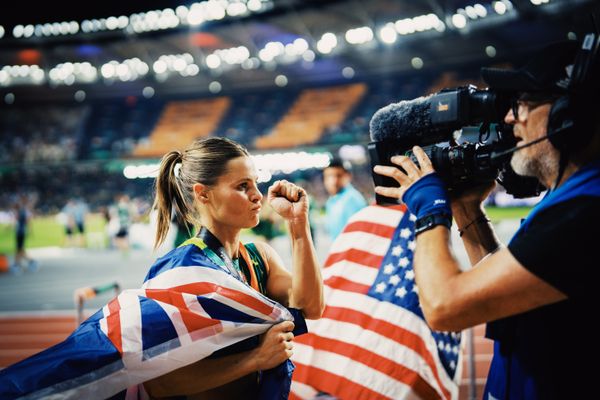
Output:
[203, 224, 241, 259]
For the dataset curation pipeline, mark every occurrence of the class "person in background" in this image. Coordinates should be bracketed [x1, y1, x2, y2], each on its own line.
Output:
[71, 198, 89, 247]
[61, 198, 89, 247]
[111, 194, 135, 256]
[323, 157, 367, 240]
[13, 195, 37, 272]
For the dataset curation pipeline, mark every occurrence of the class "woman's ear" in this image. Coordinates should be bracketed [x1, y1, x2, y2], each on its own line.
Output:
[193, 183, 210, 203]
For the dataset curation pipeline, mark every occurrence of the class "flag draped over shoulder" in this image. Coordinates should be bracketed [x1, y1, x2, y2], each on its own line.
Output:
[291, 205, 462, 400]
[0, 241, 294, 399]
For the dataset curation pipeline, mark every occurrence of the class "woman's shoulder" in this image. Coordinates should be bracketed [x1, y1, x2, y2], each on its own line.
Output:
[144, 241, 213, 281]
[244, 240, 274, 261]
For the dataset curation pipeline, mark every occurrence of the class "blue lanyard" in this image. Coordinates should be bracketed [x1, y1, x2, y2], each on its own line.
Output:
[197, 227, 248, 284]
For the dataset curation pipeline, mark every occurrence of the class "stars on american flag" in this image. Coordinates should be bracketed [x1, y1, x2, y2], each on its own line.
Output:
[398, 257, 410, 268]
[367, 211, 461, 379]
[383, 263, 395, 274]
[400, 228, 412, 239]
[375, 282, 387, 293]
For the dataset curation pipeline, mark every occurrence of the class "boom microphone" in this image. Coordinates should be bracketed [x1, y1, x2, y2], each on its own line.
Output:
[369, 87, 507, 146]
[369, 96, 437, 142]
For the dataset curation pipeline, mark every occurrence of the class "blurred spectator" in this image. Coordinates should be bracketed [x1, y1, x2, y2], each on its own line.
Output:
[110, 194, 136, 256]
[0, 105, 85, 165]
[323, 157, 367, 240]
[61, 198, 89, 247]
[12, 195, 37, 273]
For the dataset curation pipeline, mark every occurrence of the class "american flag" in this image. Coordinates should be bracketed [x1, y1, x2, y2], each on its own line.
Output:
[291, 205, 462, 400]
[0, 241, 295, 399]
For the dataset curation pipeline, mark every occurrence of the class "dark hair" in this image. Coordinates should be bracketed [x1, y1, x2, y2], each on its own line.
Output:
[326, 157, 352, 173]
[152, 137, 249, 248]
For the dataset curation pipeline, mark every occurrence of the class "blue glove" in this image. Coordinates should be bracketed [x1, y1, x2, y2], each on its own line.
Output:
[402, 173, 451, 219]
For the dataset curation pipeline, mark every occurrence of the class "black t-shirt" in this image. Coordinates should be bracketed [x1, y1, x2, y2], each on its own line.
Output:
[508, 196, 599, 298]
[485, 196, 599, 399]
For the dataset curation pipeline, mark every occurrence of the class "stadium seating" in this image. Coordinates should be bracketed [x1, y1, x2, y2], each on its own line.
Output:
[255, 83, 367, 149]
[78, 98, 164, 160]
[133, 97, 231, 158]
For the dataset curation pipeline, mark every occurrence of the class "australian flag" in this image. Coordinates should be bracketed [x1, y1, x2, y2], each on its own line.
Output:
[0, 240, 298, 399]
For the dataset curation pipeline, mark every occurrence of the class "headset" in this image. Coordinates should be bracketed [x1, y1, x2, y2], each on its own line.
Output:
[547, 32, 600, 152]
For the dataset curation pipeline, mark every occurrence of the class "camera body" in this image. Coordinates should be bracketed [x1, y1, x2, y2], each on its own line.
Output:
[368, 85, 543, 205]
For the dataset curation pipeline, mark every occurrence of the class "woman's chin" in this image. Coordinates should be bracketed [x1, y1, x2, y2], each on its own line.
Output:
[244, 217, 260, 229]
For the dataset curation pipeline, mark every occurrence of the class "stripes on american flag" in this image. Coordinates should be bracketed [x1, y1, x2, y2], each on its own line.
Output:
[290, 205, 462, 400]
[0, 244, 293, 400]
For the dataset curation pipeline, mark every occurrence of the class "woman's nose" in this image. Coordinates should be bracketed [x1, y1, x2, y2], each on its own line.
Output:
[250, 188, 263, 203]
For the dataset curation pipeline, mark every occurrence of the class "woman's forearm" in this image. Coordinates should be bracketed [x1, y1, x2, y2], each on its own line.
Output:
[144, 350, 257, 397]
[288, 217, 324, 319]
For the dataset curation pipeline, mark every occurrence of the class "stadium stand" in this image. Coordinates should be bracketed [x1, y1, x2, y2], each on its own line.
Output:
[255, 83, 367, 149]
[79, 98, 164, 160]
[213, 90, 299, 147]
[133, 97, 231, 158]
[0, 105, 88, 164]
[0, 70, 484, 213]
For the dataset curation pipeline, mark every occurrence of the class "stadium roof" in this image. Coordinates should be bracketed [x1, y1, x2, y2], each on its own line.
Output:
[0, 0, 597, 102]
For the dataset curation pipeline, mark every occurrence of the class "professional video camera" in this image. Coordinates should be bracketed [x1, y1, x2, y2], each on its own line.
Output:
[368, 85, 544, 205]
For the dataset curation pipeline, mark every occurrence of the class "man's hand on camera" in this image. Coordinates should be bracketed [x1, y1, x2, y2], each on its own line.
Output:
[450, 182, 496, 213]
[373, 146, 451, 220]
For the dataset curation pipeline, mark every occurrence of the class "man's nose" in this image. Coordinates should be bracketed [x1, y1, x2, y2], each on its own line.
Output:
[504, 108, 516, 124]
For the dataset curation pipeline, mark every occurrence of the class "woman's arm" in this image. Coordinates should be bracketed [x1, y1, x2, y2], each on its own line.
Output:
[257, 221, 325, 319]
[264, 180, 325, 319]
[286, 217, 324, 318]
[144, 320, 295, 397]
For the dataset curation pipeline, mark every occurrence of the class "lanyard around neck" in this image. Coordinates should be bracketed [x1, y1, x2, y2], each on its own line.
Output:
[197, 226, 248, 284]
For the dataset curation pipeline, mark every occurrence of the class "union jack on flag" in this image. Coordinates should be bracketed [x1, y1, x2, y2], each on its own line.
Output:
[0, 241, 295, 399]
[291, 205, 462, 400]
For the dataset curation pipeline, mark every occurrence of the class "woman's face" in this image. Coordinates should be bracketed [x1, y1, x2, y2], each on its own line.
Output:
[204, 156, 263, 229]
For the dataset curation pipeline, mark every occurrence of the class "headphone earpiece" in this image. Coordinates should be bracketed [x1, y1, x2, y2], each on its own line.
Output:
[547, 95, 596, 152]
[569, 33, 600, 92]
[547, 96, 574, 151]
[547, 33, 600, 152]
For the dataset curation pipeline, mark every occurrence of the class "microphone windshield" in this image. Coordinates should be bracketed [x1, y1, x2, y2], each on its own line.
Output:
[369, 96, 433, 142]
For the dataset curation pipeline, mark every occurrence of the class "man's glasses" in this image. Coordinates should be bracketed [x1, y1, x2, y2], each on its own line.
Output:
[510, 94, 560, 122]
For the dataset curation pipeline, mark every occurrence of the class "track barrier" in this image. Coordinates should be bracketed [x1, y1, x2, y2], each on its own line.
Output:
[73, 282, 121, 326]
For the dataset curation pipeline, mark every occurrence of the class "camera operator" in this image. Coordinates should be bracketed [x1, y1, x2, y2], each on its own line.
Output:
[373, 39, 600, 399]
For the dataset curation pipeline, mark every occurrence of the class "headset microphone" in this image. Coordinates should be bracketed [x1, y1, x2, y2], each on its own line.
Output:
[491, 120, 575, 162]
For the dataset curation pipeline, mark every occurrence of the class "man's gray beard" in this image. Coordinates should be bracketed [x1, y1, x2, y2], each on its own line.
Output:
[510, 144, 558, 182]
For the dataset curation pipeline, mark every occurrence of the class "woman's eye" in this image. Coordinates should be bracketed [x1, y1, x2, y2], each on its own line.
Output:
[238, 183, 248, 190]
